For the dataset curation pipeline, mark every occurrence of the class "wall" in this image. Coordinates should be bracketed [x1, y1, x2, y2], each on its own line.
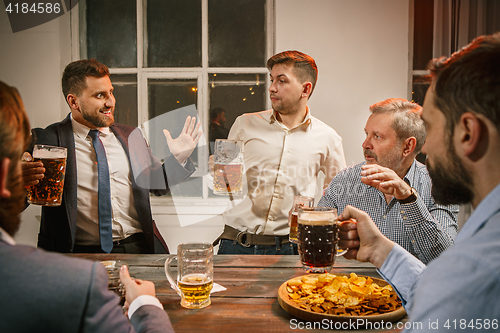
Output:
[1, 1, 411, 249]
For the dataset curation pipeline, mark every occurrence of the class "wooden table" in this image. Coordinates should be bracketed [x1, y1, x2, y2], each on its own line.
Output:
[71, 254, 406, 332]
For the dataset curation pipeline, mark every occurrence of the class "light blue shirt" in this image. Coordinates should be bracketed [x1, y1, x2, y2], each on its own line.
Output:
[380, 183, 500, 332]
[319, 160, 459, 264]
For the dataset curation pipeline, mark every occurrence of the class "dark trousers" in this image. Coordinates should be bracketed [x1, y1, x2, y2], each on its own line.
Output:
[73, 233, 149, 254]
[217, 239, 298, 255]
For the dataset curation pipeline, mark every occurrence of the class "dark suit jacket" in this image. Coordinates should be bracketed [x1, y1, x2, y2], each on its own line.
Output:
[32, 114, 194, 253]
[0, 239, 174, 333]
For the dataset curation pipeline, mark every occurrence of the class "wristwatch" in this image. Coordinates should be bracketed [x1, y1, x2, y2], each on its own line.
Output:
[398, 187, 418, 204]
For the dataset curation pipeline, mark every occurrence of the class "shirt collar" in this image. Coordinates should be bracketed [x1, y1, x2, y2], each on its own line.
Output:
[70, 113, 111, 139]
[0, 226, 16, 245]
[455, 182, 500, 243]
[268, 106, 312, 130]
[402, 160, 418, 187]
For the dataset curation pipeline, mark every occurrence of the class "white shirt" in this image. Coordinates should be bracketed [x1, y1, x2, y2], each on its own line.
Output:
[222, 107, 346, 235]
[71, 116, 143, 245]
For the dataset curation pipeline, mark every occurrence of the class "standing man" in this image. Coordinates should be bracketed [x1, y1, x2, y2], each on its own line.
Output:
[214, 50, 346, 254]
[0, 80, 174, 333]
[338, 33, 500, 330]
[319, 98, 458, 264]
[22, 59, 201, 254]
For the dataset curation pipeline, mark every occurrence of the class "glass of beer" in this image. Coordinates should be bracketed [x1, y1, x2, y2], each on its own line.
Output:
[165, 242, 214, 309]
[297, 207, 347, 273]
[213, 139, 243, 196]
[27, 145, 67, 206]
[289, 195, 314, 243]
[100, 260, 127, 306]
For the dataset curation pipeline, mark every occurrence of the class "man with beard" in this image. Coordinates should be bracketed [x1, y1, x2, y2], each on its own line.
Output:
[338, 33, 500, 331]
[22, 59, 202, 254]
[0, 81, 174, 332]
[213, 50, 346, 255]
[318, 98, 458, 264]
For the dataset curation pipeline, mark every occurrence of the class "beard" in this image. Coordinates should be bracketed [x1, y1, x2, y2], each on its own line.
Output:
[0, 165, 26, 237]
[363, 148, 402, 171]
[81, 104, 115, 128]
[426, 147, 474, 205]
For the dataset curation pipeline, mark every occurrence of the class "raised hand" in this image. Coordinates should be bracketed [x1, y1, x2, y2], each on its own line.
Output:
[163, 116, 202, 165]
[360, 164, 412, 200]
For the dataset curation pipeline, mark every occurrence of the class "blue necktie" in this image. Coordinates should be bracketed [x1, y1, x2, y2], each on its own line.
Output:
[88, 130, 113, 253]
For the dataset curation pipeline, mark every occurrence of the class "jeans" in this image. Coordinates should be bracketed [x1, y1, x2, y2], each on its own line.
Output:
[217, 239, 298, 255]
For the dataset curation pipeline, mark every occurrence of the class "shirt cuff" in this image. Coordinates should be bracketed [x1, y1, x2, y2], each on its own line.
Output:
[127, 295, 164, 319]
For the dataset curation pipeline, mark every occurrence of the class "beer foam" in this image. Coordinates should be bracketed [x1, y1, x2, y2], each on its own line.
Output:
[33, 148, 67, 159]
[298, 212, 337, 225]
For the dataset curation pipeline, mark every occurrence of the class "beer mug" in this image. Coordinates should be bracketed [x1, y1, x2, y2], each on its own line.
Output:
[213, 139, 243, 196]
[289, 195, 314, 244]
[165, 243, 214, 309]
[297, 207, 347, 273]
[27, 145, 67, 206]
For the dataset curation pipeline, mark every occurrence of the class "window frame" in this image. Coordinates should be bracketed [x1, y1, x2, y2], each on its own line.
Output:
[71, 0, 275, 204]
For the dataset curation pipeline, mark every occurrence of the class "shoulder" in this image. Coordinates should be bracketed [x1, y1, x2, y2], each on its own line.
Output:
[334, 162, 363, 181]
[33, 114, 72, 136]
[111, 122, 139, 136]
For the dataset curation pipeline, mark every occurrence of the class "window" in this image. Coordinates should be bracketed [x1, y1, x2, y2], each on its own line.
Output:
[75, 0, 274, 200]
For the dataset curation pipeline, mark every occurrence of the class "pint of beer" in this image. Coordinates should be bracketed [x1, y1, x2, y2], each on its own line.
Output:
[165, 243, 214, 309]
[297, 207, 347, 273]
[27, 145, 67, 206]
[213, 139, 243, 196]
[289, 195, 314, 244]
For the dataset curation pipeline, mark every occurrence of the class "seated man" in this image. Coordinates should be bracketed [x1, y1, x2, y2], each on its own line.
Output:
[338, 33, 500, 331]
[319, 98, 458, 264]
[0, 80, 174, 333]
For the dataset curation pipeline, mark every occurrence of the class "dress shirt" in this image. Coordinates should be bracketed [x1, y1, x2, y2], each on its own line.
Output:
[222, 107, 346, 236]
[379, 183, 500, 332]
[318, 160, 458, 264]
[71, 116, 142, 245]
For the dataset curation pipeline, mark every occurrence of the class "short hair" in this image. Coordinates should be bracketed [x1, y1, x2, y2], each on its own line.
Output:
[210, 107, 225, 122]
[369, 98, 426, 154]
[428, 32, 500, 136]
[0, 81, 31, 162]
[267, 50, 318, 98]
[61, 59, 110, 98]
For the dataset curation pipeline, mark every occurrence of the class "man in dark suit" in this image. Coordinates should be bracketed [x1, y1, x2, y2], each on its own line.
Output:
[22, 59, 201, 254]
[0, 80, 174, 332]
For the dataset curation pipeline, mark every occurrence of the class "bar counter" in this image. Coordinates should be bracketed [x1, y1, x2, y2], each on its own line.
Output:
[70, 254, 407, 332]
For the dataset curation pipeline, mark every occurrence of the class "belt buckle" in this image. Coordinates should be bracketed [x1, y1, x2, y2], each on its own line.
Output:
[236, 231, 251, 247]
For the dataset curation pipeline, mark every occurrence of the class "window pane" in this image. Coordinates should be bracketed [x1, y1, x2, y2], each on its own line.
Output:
[146, 0, 202, 67]
[147, 78, 199, 166]
[86, 0, 137, 68]
[110, 74, 138, 127]
[208, 73, 267, 154]
[208, 0, 266, 67]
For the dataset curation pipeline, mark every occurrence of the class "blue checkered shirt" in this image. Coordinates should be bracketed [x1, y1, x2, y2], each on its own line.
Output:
[318, 160, 459, 264]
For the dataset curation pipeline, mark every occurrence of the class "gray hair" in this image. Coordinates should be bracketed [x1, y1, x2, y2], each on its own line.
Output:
[369, 98, 426, 154]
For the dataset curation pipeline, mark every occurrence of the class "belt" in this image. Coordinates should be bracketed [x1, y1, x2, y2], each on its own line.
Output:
[114, 233, 145, 245]
[213, 225, 289, 247]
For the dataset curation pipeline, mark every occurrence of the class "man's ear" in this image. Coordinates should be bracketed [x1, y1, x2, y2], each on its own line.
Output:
[402, 137, 417, 157]
[0, 158, 12, 198]
[66, 94, 79, 111]
[302, 82, 313, 99]
[456, 112, 483, 160]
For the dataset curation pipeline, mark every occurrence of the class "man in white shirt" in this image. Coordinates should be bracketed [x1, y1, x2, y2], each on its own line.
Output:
[0, 80, 174, 332]
[22, 59, 201, 254]
[213, 51, 346, 255]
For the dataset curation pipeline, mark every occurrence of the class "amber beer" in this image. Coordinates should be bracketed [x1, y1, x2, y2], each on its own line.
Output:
[178, 273, 213, 308]
[297, 207, 343, 273]
[165, 243, 214, 309]
[27, 145, 67, 206]
[289, 196, 314, 244]
[289, 212, 299, 242]
[213, 163, 243, 195]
